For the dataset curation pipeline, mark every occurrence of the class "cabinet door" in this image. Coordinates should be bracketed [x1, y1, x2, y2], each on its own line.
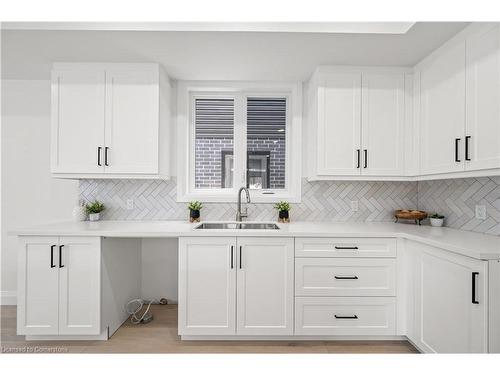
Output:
[415, 245, 488, 353]
[104, 68, 159, 174]
[317, 72, 362, 175]
[51, 68, 105, 174]
[465, 25, 500, 171]
[178, 237, 236, 335]
[58, 237, 101, 335]
[17, 237, 60, 335]
[361, 73, 405, 176]
[236, 237, 294, 335]
[420, 41, 466, 175]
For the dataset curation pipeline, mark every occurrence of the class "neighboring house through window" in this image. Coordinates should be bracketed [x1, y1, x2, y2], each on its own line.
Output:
[177, 81, 302, 203]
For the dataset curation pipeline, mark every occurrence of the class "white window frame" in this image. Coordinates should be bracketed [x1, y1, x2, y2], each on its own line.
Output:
[177, 81, 302, 203]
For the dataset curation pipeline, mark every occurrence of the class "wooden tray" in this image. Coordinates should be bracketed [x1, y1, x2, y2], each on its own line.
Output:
[394, 210, 427, 225]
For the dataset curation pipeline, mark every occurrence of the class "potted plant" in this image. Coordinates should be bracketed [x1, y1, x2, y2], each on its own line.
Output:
[85, 200, 105, 222]
[188, 201, 203, 223]
[429, 213, 445, 227]
[274, 201, 291, 223]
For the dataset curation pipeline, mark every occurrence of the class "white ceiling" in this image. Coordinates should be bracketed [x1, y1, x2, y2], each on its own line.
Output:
[1, 22, 469, 81]
[1, 22, 416, 34]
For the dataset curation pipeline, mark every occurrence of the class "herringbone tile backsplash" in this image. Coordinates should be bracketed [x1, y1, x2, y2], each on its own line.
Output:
[79, 178, 417, 223]
[417, 176, 500, 236]
[79, 177, 500, 235]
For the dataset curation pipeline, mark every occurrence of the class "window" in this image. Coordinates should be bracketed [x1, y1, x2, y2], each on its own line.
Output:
[177, 82, 301, 202]
[194, 98, 234, 189]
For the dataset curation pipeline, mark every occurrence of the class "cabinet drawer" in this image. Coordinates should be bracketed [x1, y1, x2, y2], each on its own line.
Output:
[295, 237, 396, 258]
[295, 297, 396, 336]
[295, 258, 396, 296]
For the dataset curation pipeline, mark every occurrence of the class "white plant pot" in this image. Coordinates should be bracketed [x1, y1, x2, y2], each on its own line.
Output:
[89, 213, 101, 222]
[430, 218, 444, 227]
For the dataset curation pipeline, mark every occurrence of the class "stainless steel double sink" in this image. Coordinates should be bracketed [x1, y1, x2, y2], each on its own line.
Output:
[194, 222, 280, 230]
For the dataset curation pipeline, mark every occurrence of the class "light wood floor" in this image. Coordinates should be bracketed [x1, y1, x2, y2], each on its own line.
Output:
[1, 305, 418, 354]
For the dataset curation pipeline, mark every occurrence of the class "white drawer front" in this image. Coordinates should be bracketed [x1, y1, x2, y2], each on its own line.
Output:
[295, 237, 396, 258]
[295, 297, 396, 336]
[295, 258, 396, 297]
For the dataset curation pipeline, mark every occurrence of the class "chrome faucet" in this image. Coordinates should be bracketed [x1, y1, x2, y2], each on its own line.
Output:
[236, 187, 251, 221]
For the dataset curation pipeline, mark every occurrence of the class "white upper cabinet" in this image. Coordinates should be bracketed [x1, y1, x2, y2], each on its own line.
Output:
[417, 23, 500, 177]
[465, 25, 500, 171]
[51, 63, 167, 178]
[104, 68, 159, 174]
[316, 71, 362, 176]
[308, 67, 408, 180]
[361, 73, 405, 176]
[51, 68, 106, 174]
[419, 41, 466, 175]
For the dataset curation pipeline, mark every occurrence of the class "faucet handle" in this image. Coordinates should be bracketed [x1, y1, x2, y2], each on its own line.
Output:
[241, 207, 248, 217]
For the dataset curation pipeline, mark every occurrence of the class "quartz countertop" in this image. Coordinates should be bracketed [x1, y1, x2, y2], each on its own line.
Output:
[10, 220, 500, 260]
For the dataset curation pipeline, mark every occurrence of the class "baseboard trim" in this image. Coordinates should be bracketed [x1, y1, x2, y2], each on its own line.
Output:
[25, 327, 109, 341]
[1, 291, 17, 305]
[181, 335, 408, 341]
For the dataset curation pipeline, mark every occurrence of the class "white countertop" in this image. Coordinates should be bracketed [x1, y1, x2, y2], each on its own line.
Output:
[10, 220, 500, 260]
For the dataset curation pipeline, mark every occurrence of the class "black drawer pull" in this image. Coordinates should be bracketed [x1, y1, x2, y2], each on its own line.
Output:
[97, 147, 102, 166]
[50, 245, 56, 268]
[455, 138, 461, 162]
[472, 272, 479, 304]
[363, 149, 368, 168]
[334, 276, 359, 280]
[334, 314, 358, 319]
[465, 136, 471, 161]
[105, 147, 110, 166]
[59, 245, 65, 268]
[356, 149, 360, 169]
[334, 246, 359, 250]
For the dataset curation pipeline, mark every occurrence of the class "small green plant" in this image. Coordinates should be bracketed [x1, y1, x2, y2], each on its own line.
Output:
[430, 213, 445, 219]
[274, 201, 291, 212]
[188, 201, 203, 211]
[85, 200, 105, 214]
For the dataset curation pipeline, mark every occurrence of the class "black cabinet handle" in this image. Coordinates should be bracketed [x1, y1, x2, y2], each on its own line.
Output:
[59, 245, 65, 268]
[472, 272, 479, 304]
[97, 147, 102, 166]
[334, 275, 359, 280]
[230, 246, 234, 269]
[105, 147, 109, 166]
[465, 136, 471, 161]
[455, 138, 461, 162]
[356, 149, 360, 169]
[50, 245, 56, 268]
[334, 246, 359, 250]
[334, 314, 358, 319]
[363, 149, 368, 168]
[239, 246, 242, 269]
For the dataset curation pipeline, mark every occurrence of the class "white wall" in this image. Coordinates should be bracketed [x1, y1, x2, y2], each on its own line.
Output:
[141, 238, 178, 303]
[1, 79, 79, 304]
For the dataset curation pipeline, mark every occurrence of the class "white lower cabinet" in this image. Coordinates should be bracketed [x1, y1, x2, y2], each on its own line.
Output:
[295, 258, 396, 297]
[295, 297, 396, 335]
[17, 236, 101, 336]
[237, 237, 294, 335]
[178, 236, 294, 336]
[408, 241, 488, 353]
[178, 237, 237, 335]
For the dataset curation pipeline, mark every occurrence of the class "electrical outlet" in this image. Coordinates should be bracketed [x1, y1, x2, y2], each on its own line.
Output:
[475, 205, 486, 220]
[351, 200, 359, 212]
[126, 199, 134, 210]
